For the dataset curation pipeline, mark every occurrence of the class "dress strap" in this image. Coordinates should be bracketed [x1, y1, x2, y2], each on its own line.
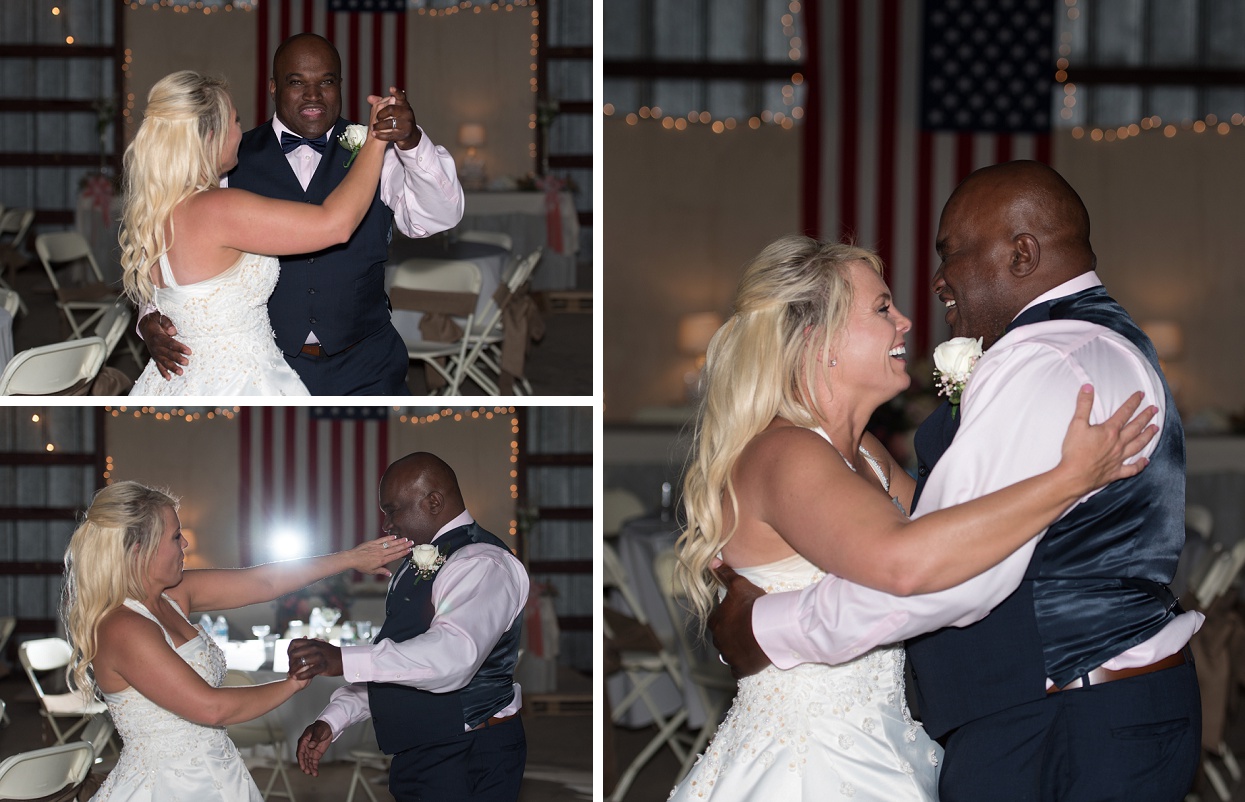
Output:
[157, 252, 178, 288]
[122, 598, 175, 649]
[857, 447, 891, 492]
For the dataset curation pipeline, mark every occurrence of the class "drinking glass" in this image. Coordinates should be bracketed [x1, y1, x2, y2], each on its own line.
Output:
[251, 624, 271, 640]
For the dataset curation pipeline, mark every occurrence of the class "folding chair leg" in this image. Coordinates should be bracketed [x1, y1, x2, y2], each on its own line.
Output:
[346, 759, 382, 802]
[608, 708, 689, 802]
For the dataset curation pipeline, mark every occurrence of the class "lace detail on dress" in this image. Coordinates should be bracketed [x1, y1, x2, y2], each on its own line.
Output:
[91, 596, 262, 801]
[669, 554, 941, 801]
[130, 252, 308, 396]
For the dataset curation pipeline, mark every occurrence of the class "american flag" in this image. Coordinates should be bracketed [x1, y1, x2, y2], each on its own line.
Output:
[805, 0, 1054, 356]
[237, 407, 390, 567]
[254, 0, 409, 127]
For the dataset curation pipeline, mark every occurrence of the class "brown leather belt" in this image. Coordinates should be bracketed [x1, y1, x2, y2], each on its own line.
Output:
[1046, 649, 1187, 694]
[299, 340, 359, 358]
[470, 713, 518, 731]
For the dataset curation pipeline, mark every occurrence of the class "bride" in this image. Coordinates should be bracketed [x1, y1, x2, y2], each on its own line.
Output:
[669, 237, 1156, 800]
[119, 70, 392, 395]
[64, 481, 413, 800]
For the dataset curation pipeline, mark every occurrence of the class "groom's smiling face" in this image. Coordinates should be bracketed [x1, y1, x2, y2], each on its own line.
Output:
[271, 36, 343, 141]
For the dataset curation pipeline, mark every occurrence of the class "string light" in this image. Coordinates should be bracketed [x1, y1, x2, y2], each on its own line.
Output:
[1060, 0, 1244, 140]
[605, 0, 805, 131]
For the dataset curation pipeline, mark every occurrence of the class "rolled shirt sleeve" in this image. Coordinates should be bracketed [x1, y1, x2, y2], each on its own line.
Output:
[754, 318, 1167, 668]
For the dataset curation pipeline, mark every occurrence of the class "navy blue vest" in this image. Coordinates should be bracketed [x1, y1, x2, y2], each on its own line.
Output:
[367, 523, 523, 754]
[906, 286, 1186, 738]
[227, 119, 395, 355]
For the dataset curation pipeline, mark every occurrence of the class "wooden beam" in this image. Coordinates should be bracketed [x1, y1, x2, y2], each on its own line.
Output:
[0, 562, 64, 575]
[0, 45, 114, 59]
[528, 560, 592, 574]
[556, 615, 591, 631]
[526, 453, 592, 467]
[605, 59, 803, 80]
[0, 508, 80, 521]
[0, 452, 97, 466]
[1064, 67, 1245, 86]
[537, 507, 591, 521]
[0, 153, 120, 168]
[0, 99, 109, 113]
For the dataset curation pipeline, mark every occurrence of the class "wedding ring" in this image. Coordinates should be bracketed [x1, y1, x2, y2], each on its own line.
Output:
[718, 654, 728, 666]
[301, 657, 308, 665]
[390, 117, 396, 130]
[382, 542, 389, 549]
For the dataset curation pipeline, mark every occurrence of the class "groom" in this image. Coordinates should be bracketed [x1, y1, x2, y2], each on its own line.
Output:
[140, 33, 464, 394]
[711, 161, 1201, 800]
[288, 451, 528, 801]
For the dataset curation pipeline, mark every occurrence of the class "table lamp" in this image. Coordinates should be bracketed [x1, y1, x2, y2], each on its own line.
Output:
[679, 311, 725, 402]
[458, 123, 487, 190]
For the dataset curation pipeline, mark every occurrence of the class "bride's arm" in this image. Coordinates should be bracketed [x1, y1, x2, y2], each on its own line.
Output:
[170, 535, 411, 614]
[97, 610, 305, 726]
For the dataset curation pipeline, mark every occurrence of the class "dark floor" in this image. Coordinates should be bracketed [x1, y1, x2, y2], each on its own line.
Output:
[4, 253, 592, 398]
[0, 665, 592, 801]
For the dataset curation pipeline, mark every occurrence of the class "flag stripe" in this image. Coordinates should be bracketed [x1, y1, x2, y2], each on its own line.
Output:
[256, 0, 407, 126]
[810, 0, 1053, 357]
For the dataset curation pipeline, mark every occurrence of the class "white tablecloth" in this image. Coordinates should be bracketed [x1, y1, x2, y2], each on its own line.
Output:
[385, 239, 508, 345]
[458, 190, 579, 291]
[608, 515, 711, 731]
[242, 668, 373, 764]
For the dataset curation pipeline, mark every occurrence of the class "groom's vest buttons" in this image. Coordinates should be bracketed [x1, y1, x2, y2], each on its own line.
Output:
[367, 523, 523, 755]
[229, 119, 393, 356]
[907, 286, 1185, 738]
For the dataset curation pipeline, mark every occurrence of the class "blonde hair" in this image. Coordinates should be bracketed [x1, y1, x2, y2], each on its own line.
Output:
[119, 70, 232, 306]
[62, 482, 179, 699]
[676, 235, 885, 625]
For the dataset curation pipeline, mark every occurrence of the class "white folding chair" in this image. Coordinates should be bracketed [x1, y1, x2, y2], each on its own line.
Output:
[0, 741, 94, 800]
[345, 725, 389, 802]
[450, 247, 544, 395]
[222, 670, 297, 801]
[604, 488, 646, 538]
[0, 288, 20, 319]
[35, 230, 119, 340]
[79, 712, 119, 762]
[93, 296, 143, 367]
[653, 547, 737, 782]
[389, 258, 482, 395]
[0, 209, 33, 314]
[603, 541, 691, 801]
[0, 616, 14, 725]
[19, 638, 108, 745]
[456, 229, 514, 252]
[0, 336, 107, 395]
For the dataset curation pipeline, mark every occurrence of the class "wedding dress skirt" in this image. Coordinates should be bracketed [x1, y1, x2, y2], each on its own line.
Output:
[91, 597, 263, 801]
[668, 553, 942, 801]
[130, 252, 309, 396]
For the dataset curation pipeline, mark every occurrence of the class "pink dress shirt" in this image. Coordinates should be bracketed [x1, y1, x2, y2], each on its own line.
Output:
[316, 510, 529, 741]
[753, 273, 1203, 682]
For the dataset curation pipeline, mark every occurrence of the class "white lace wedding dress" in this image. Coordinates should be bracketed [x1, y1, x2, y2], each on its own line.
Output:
[91, 597, 263, 801]
[669, 436, 942, 801]
[130, 252, 308, 396]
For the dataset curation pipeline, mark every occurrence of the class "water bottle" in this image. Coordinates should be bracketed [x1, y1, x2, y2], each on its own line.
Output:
[339, 621, 355, 647]
[213, 615, 229, 641]
[660, 482, 673, 522]
[198, 614, 213, 634]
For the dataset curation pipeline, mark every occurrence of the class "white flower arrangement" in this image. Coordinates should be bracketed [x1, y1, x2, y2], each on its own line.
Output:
[338, 124, 368, 168]
[932, 336, 983, 414]
[409, 543, 446, 584]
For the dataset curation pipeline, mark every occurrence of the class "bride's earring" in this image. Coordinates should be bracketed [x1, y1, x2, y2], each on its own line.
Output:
[829, 358, 837, 367]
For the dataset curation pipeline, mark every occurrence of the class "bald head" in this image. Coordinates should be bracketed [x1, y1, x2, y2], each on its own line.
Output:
[933, 161, 1097, 348]
[378, 453, 466, 545]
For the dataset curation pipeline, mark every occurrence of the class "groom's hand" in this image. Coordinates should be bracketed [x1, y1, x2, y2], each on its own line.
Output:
[287, 638, 343, 680]
[708, 565, 772, 680]
[297, 720, 333, 776]
[138, 311, 191, 379]
[367, 86, 421, 149]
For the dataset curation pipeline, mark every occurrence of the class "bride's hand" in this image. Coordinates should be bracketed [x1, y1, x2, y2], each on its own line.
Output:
[349, 535, 413, 577]
[1058, 385, 1158, 494]
[366, 94, 398, 141]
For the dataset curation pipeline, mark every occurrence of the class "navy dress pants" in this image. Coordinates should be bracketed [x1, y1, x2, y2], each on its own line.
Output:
[938, 661, 1200, 802]
[285, 322, 410, 396]
[387, 717, 526, 802]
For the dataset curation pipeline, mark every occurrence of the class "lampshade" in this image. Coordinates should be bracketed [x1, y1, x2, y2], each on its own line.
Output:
[678, 311, 725, 355]
[458, 123, 486, 148]
[1141, 320, 1183, 360]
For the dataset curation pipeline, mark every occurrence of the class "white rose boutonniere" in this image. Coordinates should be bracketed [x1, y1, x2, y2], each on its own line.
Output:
[338, 124, 368, 168]
[933, 336, 983, 416]
[409, 543, 445, 584]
